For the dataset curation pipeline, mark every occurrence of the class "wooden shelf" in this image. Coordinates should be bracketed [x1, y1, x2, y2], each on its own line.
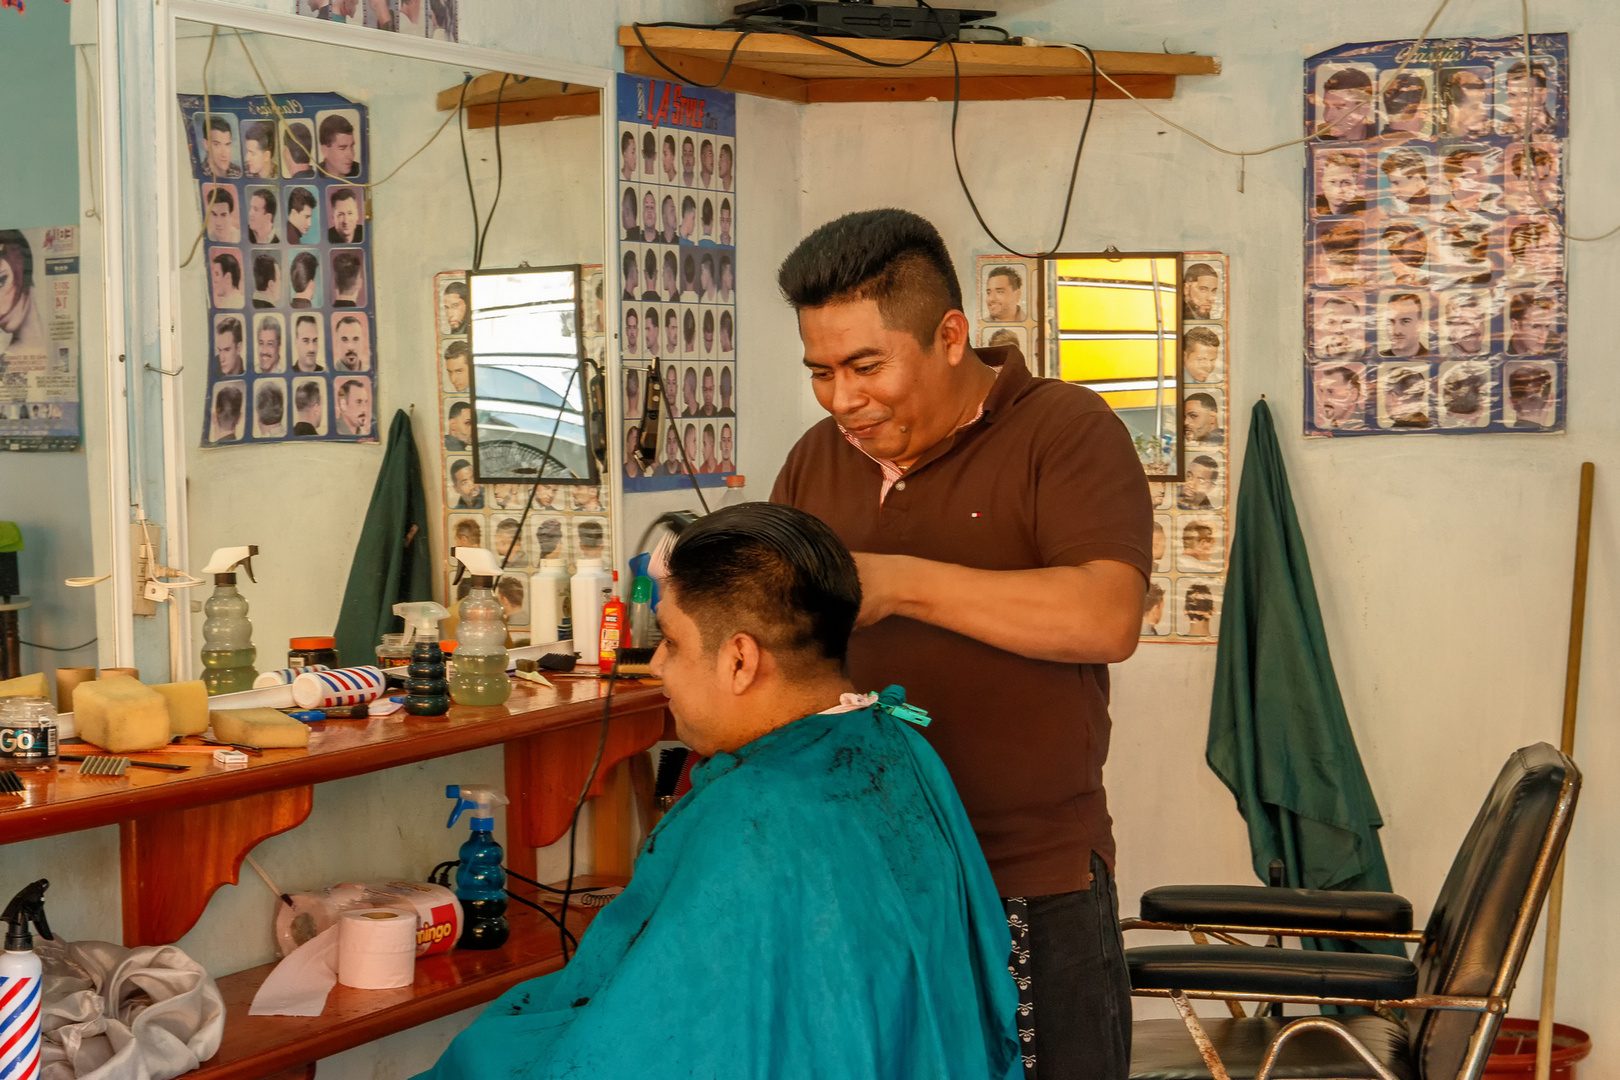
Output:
[434, 72, 600, 128]
[5, 680, 666, 843]
[618, 26, 1219, 104]
[5, 680, 669, 945]
[195, 878, 623, 1080]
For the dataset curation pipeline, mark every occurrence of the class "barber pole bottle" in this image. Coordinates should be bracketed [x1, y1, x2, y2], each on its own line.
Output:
[0, 880, 50, 1080]
[0, 962, 42, 1080]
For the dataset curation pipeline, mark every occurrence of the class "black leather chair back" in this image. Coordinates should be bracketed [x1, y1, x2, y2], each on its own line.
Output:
[1408, 743, 1579, 1080]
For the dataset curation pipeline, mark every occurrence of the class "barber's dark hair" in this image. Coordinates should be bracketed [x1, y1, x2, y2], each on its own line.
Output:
[777, 208, 964, 348]
[666, 502, 861, 673]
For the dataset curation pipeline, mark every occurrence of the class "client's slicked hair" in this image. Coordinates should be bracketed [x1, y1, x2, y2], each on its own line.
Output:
[665, 503, 860, 675]
[777, 208, 963, 348]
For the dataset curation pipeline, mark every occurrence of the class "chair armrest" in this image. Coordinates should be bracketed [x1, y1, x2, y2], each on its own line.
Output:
[1126, 944, 1418, 1001]
[1137, 885, 1414, 935]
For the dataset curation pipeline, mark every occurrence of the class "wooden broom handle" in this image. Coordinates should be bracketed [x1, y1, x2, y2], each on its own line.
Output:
[1535, 461, 1594, 1080]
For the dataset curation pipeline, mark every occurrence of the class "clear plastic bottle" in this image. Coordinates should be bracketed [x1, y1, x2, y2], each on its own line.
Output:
[532, 559, 571, 643]
[201, 579, 257, 694]
[449, 547, 511, 707]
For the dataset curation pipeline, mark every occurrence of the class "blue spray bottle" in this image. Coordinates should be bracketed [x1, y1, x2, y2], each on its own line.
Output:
[445, 785, 510, 949]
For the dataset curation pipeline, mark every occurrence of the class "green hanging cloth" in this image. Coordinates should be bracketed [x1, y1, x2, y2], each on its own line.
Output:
[1207, 400, 1400, 958]
[333, 409, 435, 666]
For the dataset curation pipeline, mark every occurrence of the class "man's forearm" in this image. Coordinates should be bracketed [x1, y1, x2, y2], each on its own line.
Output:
[861, 554, 1145, 664]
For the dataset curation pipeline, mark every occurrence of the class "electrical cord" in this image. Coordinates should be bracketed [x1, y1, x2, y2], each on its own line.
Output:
[457, 78, 481, 269]
[558, 664, 617, 962]
[473, 75, 513, 268]
[650, 364, 712, 514]
[19, 637, 98, 652]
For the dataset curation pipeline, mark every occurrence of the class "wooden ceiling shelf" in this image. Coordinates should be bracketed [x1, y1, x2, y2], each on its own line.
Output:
[435, 71, 600, 128]
[618, 26, 1219, 104]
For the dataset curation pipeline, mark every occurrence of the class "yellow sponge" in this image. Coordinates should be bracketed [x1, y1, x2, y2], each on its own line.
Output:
[210, 708, 310, 749]
[0, 673, 50, 700]
[153, 681, 209, 735]
[74, 676, 171, 753]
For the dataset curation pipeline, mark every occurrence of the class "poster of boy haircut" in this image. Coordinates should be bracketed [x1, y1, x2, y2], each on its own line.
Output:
[0, 226, 82, 450]
[616, 73, 739, 492]
[1302, 34, 1568, 437]
[181, 92, 378, 446]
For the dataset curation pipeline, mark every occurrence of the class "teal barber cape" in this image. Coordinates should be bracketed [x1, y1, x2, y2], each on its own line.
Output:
[417, 686, 1021, 1080]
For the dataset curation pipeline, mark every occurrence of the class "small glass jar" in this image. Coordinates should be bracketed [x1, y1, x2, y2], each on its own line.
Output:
[375, 633, 414, 669]
[289, 636, 339, 669]
[0, 696, 59, 770]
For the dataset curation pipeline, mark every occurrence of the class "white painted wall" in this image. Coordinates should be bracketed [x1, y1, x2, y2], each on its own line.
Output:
[793, 0, 1620, 1062]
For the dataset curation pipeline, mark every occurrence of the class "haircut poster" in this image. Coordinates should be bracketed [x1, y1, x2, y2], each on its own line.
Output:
[179, 92, 378, 447]
[615, 73, 738, 492]
[292, 0, 458, 40]
[1302, 34, 1568, 436]
[0, 226, 81, 451]
[433, 267, 613, 646]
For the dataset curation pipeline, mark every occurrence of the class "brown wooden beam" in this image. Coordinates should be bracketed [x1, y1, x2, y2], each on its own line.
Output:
[806, 73, 1175, 104]
[466, 91, 601, 129]
[623, 46, 810, 105]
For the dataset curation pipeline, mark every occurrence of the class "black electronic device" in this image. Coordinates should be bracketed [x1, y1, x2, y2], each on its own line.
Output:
[634, 367, 664, 471]
[733, 0, 997, 41]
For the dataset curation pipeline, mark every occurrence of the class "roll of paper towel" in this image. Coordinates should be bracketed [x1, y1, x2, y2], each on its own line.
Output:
[336, 909, 417, 990]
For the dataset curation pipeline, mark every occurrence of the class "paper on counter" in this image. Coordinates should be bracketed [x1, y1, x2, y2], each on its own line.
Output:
[249, 924, 339, 1016]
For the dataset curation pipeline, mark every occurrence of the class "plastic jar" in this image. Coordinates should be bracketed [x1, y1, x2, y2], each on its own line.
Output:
[289, 636, 339, 669]
[0, 696, 59, 770]
[375, 633, 414, 669]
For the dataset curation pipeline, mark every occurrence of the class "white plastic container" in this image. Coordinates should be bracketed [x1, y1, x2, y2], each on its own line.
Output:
[569, 559, 614, 664]
[532, 559, 571, 643]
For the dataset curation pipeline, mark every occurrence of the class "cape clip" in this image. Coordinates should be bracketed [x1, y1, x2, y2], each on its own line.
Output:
[881, 701, 932, 728]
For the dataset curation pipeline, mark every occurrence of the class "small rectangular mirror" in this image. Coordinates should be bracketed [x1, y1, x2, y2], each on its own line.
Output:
[468, 265, 598, 484]
[1045, 252, 1185, 481]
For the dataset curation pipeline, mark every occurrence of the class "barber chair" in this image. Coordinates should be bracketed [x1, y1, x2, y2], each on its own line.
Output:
[1122, 743, 1579, 1080]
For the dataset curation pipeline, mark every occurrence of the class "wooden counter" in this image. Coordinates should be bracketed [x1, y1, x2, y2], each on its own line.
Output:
[3, 679, 670, 945]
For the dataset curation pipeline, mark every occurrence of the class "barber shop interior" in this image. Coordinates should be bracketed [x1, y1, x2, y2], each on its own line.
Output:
[0, 0, 1609, 1077]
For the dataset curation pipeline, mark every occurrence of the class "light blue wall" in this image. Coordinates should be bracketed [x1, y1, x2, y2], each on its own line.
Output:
[0, 0, 97, 682]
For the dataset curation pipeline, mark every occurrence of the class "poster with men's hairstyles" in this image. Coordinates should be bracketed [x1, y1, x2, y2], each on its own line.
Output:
[179, 91, 378, 447]
[615, 73, 739, 492]
[1143, 252, 1230, 643]
[1302, 34, 1568, 437]
[0, 226, 81, 451]
[292, 0, 457, 40]
[434, 268, 613, 647]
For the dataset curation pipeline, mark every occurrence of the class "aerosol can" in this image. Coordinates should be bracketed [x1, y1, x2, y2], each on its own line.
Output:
[200, 546, 260, 694]
[450, 548, 511, 707]
[446, 785, 510, 949]
[0, 880, 52, 1080]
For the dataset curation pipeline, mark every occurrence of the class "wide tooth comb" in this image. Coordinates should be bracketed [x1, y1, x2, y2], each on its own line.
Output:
[78, 756, 131, 778]
[0, 771, 23, 794]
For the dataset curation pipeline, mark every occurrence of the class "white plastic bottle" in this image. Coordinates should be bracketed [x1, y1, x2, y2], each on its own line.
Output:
[0, 879, 51, 1080]
[533, 559, 571, 643]
[569, 558, 614, 663]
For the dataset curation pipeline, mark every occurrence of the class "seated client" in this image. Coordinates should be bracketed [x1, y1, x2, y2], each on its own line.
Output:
[417, 502, 1019, 1079]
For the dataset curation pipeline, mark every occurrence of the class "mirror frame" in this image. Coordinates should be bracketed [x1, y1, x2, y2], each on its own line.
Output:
[148, 0, 622, 673]
[1039, 250, 1187, 482]
[466, 263, 599, 486]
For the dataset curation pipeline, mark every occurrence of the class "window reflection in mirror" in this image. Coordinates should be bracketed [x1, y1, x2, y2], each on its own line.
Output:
[1046, 253, 1184, 480]
[468, 266, 596, 484]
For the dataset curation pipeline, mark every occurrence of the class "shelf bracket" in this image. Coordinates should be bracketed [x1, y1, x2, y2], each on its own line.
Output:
[121, 786, 315, 946]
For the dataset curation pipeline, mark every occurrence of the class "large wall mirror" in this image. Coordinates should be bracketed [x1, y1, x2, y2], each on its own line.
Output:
[468, 265, 599, 484]
[165, 4, 612, 663]
[1043, 252, 1186, 481]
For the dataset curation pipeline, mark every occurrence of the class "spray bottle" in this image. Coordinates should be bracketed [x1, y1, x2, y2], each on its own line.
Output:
[445, 785, 509, 949]
[598, 572, 627, 667]
[200, 546, 260, 694]
[0, 879, 52, 1080]
[397, 602, 452, 717]
[449, 548, 510, 707]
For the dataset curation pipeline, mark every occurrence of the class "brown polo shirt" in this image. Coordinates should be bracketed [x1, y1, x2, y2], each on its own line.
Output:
[771, 347, 1152, 897]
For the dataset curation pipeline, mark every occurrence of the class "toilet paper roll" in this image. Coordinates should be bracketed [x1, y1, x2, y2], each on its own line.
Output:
[336, 908, 417, 990]
[56, 668, 97, 713]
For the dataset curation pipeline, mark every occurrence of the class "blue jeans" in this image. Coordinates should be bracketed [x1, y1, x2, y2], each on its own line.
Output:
[1004, 852, 1132, 1080]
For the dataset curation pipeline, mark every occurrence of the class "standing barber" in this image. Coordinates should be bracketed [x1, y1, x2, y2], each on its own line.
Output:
[772, 210, 1150, 1080]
